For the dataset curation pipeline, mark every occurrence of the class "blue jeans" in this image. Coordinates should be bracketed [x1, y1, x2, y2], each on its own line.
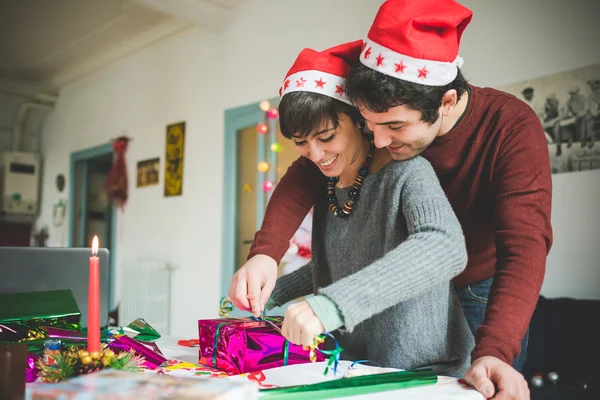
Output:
[455, 277, 529, 372]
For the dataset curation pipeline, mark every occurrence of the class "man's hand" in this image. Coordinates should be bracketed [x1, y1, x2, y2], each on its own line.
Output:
[464, 356, 530, 399]
[228, 254, 278, 317]
[281, 301, 325, 347]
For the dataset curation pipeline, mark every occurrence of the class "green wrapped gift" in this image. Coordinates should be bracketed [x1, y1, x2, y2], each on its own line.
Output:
[0, 289, 81, 343]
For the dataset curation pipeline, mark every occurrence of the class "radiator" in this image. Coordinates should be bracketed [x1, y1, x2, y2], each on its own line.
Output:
[120, 260, 171, 335]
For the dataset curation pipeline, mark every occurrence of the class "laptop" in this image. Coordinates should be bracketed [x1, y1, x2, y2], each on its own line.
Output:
[0, 246, 110, 327]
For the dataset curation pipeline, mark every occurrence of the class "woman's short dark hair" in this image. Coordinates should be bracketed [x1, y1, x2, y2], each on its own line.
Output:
[279, 92, 363, 139]
[345, 63, 469, 124]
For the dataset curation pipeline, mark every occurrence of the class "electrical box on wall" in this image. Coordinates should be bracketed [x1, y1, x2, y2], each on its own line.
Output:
[0, 151, 41, 217]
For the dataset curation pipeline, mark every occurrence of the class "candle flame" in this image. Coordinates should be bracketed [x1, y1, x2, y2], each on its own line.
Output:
[92, 236, 99, 256]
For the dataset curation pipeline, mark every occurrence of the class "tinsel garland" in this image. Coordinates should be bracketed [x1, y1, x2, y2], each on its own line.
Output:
[36, 344, 144, 383]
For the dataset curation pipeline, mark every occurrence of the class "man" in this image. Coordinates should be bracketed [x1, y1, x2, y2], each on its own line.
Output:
[585, 78, 600, 147]
[230, 0, 551, 398]
[521, 87, 553, 142]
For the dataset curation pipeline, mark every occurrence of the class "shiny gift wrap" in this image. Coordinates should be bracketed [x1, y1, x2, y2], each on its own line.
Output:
[0, 290, 81, 342]
[198, 317, 324, 374]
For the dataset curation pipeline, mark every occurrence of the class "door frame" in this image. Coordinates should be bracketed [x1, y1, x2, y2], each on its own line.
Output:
[221, 97, 279, 301]
[68, 142, 117, 309]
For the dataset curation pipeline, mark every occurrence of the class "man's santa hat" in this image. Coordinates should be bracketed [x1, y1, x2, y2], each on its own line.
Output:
[279, 40, 363, 105]
[361, 0, 473, 86]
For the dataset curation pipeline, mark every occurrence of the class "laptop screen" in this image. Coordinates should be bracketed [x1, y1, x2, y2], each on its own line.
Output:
[0, 246, 110, 327]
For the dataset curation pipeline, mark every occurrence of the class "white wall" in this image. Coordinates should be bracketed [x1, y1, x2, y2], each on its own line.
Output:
[37, 0, 600, 338]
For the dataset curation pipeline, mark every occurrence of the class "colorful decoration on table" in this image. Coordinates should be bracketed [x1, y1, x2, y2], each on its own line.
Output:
[108, 335, 166, 369]
[0, 289, 81, 343]
[104, 136, 130, 208]
[257, 161, 270, 173]
[218, 298, 234, 318]
[177, 339, 199, 348]
[267, 108, 279, 119]
[327, 140, 375, 217]
[260, 100, 271, 112]
[257, 123, 268, 134]
[262, 181, 274, 191]
[270, 142, 282, 153]
[35, 346, 144, 383]
[26, 352, 41, 383]
[243, 184, 252, 193]
[126, 318, 161, 341]
[164, 122, 186, 197]
[136, 157, 160, 188]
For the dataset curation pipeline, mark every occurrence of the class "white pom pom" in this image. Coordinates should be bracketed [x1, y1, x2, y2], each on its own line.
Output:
[286, 243, 299, 256]
[456, 55, 464, 68]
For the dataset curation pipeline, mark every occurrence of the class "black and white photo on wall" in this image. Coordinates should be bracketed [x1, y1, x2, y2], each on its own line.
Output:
[500, 63, 600, 174]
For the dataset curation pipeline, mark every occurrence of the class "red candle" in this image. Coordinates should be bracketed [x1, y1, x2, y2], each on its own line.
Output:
[88, 236, 100, 352]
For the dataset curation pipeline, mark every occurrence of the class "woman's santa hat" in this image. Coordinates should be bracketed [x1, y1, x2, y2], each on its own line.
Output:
[361, 0, 473, 86]
[279, 40, 363, 105]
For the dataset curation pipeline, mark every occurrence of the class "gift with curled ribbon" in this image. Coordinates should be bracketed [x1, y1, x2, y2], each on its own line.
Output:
[197, 299, 326, 374]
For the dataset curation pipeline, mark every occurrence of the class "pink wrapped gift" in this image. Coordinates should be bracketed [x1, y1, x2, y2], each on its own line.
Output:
[198, 317, 324, 374]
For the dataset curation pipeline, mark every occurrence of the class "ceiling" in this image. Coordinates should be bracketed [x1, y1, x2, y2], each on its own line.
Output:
[0, 0, 250, 153]
[0, 0, 250, 97]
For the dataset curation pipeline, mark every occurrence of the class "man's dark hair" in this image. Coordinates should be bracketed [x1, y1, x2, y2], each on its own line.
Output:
[279, 92, 363, 139]
[345, 62, 469, 124]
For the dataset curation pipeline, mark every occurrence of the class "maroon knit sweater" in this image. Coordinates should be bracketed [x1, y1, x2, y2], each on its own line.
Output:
[248, 85, 553, 364]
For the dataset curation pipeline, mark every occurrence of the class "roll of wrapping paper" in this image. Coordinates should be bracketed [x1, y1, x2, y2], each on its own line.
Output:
[46, 327, 109, 341]
[0, 290, 81, 342]
[258, 369, 437, 399]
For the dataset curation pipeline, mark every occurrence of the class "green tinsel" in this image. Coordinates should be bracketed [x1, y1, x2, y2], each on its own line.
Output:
[36, 344, 144, 383]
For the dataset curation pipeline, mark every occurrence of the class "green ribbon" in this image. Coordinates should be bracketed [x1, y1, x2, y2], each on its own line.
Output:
[212, 322, 226, 367]
[258, 368, 438, 399]
[283, 339, 290, 366]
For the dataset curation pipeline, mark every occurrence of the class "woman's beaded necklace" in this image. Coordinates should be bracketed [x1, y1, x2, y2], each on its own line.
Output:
[326, 140, 375, 218]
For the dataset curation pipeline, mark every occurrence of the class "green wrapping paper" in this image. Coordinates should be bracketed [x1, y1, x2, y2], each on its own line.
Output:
[127, 318, 161, 341]
[0, 290, 81, 343]
[258, 369, 437, 399]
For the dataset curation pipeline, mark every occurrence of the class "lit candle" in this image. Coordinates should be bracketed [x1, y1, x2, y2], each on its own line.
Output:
[88, 236, 100, 352]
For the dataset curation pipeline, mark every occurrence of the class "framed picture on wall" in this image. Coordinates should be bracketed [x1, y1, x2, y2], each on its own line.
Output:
[164, 122, 185, 197]
[499, 63, 600, 174]
[136, 157, 160, 188]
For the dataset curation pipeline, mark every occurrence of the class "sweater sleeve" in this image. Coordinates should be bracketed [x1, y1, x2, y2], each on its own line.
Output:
[319, 161, 468, 331]
[269, 262, 315, 307]
[247, 156, 324, 263]
[472, 112, 552, 363]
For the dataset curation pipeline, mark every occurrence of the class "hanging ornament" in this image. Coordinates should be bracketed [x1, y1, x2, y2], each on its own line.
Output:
[104, 136, 130, 209]
[262, 181, 274, 191]
[267, 108, 279, 119]
[270, 142, 282, 153]
[259, 100, 271, 112]
[257, 123, 268, 134]
[257, 161, 270, 173]
[243, 184, 252, 193]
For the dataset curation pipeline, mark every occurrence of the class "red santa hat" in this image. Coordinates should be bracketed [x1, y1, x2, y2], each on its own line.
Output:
[280, 40, 363, 105]
[361, 0, 473, 86]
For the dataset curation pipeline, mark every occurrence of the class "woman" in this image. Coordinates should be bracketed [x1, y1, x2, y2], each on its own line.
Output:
[230, 41, 474, 377]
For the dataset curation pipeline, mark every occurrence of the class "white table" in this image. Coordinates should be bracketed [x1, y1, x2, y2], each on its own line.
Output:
[155, 335, 485, 399]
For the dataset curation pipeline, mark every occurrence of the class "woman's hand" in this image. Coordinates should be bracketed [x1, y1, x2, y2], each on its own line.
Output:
[228, 254, 278, 317]
[281, 300, 325, 347]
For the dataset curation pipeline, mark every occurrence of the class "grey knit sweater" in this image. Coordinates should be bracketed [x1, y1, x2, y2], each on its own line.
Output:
[269, 157, 474, 377]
